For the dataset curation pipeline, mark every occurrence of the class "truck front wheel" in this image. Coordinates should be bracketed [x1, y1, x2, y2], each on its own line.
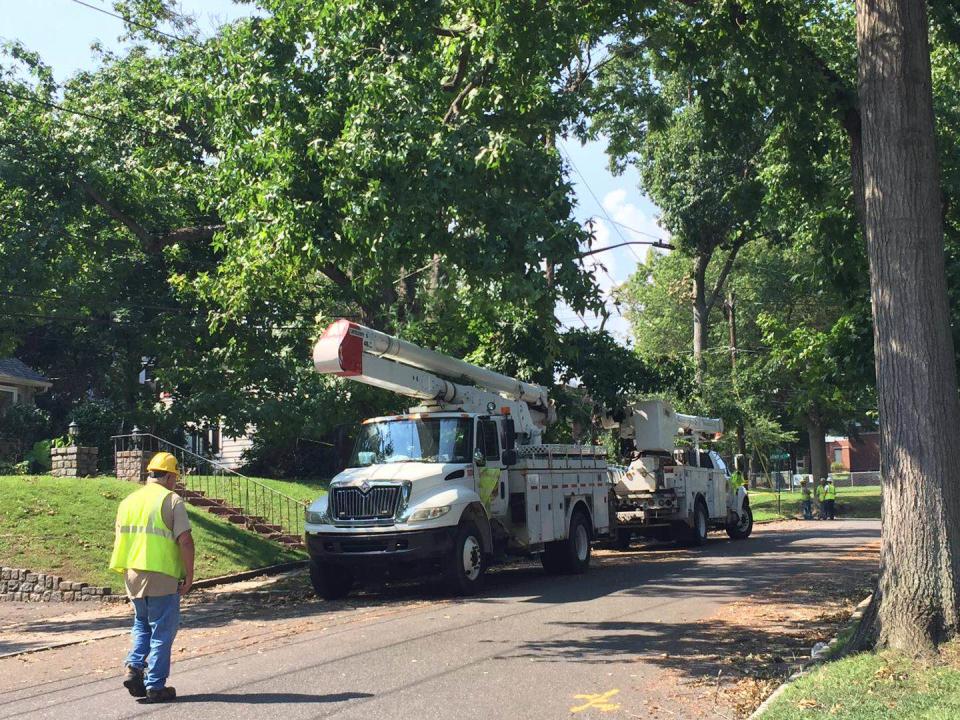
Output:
[726, 500, 753, 540]
[309, 560, 354, 601]
[442, 519, 486, 595]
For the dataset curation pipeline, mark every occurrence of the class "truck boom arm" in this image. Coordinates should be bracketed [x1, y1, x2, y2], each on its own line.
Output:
[313, 320, 553, 440]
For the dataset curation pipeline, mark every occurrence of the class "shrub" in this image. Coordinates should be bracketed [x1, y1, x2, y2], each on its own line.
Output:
[0, 404, 50, 459]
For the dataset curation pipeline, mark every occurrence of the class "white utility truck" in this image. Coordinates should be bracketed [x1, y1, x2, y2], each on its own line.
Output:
[303, 320, 611, 599]
[603, 399, 752, 549]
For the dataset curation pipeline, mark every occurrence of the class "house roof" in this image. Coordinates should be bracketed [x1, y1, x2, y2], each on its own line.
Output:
[0, 358, 52, 389]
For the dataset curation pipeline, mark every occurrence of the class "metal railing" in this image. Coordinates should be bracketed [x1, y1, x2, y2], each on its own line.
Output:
[112, 432, 306, 539]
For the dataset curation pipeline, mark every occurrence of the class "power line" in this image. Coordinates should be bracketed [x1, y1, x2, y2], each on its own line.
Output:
[67, 0, 202, 47]
[0, 86, 196, 150]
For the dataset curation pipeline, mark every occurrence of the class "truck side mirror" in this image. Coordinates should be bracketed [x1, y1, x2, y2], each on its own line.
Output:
[501, 449, 517, 467]
[473, 448, 486, 467]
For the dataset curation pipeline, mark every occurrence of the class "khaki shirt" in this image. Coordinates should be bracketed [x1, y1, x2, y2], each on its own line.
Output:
[123, 484, 191, 598]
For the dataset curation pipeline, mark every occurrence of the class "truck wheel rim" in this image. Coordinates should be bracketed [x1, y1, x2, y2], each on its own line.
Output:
[697, 511, 706, 537]
[575, 524, 589, 562]
[738, 510, 750, 531]
[462, 536, 481, 581]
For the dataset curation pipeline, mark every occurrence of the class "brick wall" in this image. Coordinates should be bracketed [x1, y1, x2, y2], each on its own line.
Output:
[115, 449, 156, 483]
[51, 446, 99, 477]
[0, 567, 122, 603]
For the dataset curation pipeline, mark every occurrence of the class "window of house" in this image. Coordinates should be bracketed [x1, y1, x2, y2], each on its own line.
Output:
[0, 386, 18, 413]
[834, 448, 843, 464]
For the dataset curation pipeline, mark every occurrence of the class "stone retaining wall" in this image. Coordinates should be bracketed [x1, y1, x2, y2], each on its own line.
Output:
[0, 567, 123, 603]
[115, 449, 155, 483]
[51, 446, 99, 478]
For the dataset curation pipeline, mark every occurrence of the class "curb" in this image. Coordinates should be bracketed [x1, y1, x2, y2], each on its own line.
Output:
[192, 559, 308, 590]
[747, 593, 873, 719]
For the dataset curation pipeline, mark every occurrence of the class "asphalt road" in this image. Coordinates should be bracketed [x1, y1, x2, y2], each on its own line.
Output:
[0, 520, 879, 720]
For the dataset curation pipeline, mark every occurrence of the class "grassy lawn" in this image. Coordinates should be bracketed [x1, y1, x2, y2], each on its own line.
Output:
[758, 640, 960, 719]
[248, 476, 328, 505]
[751, 485, 882, 522]
[0, 475, 304, 592]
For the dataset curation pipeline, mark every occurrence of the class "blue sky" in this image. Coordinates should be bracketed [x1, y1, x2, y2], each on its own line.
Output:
[1, 0, 666, 340]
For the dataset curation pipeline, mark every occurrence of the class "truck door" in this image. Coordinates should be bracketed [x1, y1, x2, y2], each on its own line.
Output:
[476, 418, 506, 517]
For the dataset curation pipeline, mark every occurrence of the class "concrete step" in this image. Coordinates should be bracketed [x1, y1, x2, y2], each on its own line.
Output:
[208, 505, 244, 516]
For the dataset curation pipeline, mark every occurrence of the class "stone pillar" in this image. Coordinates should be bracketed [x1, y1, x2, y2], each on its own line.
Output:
[50, 446, 99, 477]
[115, 449, 156, 483]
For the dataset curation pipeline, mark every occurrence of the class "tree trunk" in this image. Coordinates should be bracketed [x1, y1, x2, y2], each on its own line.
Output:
[857, 0, 960, 651]
[807, 413, 828, 483]
[692, 252, 710, 386]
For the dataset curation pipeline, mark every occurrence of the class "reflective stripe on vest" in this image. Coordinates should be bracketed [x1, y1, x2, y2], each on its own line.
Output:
[109, 483, 185, 579]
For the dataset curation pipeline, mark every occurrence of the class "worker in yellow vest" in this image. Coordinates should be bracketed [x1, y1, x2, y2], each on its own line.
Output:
[815, 478, 827, 519]
[823, 477, 837, 520]
[109, 452, 194, 704]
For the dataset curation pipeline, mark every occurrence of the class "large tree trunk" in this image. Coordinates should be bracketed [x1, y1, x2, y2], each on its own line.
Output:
[857, 0, 960, 651]
[692, 252, 710, 386]
[807, 413, 829, 483]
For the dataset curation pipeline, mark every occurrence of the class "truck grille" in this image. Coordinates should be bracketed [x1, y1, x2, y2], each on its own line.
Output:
[331, 486, 402, 522]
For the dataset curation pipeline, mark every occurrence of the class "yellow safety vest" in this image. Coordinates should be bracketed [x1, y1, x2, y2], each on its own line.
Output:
[824, 483, 837, 501]
[729, 471, 745, 493]
[109, 483, 185, 579]
[478, 467, 501, 510]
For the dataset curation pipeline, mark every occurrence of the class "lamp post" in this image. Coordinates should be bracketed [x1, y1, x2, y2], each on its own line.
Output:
[67, 421, 79, 446]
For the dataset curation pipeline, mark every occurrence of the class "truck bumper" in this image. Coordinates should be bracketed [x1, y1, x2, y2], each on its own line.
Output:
[305, 528, 455, 567]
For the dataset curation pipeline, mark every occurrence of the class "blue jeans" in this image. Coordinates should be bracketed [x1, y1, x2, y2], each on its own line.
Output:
[125, 594, 180, 690]
[802, 499, 813, 520]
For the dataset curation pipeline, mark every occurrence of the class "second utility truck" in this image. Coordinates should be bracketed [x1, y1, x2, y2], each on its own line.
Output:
[604, 400, 753, 548]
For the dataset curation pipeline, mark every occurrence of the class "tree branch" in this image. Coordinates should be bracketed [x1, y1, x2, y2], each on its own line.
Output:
[443, 78, 478, 124]
[162, 224, 225, 244]
[79, 178, 154, 250]
[705, 236, 745, 317]
[442, 43, 472, 92]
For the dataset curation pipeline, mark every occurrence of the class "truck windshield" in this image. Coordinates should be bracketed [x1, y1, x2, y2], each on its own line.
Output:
[349, 418, 473, 466]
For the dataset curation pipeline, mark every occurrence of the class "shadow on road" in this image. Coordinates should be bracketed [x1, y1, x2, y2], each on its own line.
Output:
[173, 691, 373, 704]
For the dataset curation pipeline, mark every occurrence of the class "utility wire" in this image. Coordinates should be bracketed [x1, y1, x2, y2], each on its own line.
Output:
[67, 0, 202, 47]
[0, 86, 197, 150]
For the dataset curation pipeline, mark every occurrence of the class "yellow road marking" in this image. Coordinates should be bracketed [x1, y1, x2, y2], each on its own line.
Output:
[570, 688, 621, 713]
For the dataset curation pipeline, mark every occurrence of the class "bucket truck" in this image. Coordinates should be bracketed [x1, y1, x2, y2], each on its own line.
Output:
[303, 319, 611, 599]
[603, 399, 752, 549]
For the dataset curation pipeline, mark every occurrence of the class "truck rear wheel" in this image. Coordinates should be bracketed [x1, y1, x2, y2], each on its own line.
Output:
[679, 499, 709, 547]
[541, 509, 592, 574]
[691, 499, 709, 546]
[442, 519, 486, 595]
[309, 560, 354, 601]
[726, 500, 753, 540]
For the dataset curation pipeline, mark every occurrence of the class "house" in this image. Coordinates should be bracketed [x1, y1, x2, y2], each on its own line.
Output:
[0, 358, 52, 412]
[825, 432, 880, 472]
[0, 358, 52, 458]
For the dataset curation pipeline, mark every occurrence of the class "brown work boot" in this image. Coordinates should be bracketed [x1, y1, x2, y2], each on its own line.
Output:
[122, 666, 146, 698]
[140, 686, 176, 704]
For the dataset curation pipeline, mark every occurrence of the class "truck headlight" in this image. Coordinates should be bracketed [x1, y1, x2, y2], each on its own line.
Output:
[406, 505, 451, 522]
[305, 495, 330, 525]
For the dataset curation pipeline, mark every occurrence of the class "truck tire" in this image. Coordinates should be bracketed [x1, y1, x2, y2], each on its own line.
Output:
[541, 509, 592, 574]
[442, 519, 486, 595]
[309, 560, 354, 601]
[726, 500, 754, 540]
[682, 499, 709, 547]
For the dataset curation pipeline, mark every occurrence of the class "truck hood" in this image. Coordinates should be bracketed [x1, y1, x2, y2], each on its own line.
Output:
[332, 462, 468, 486]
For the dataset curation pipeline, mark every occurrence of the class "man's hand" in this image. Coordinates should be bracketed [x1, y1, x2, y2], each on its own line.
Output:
[178, 576, 193, 596]
[176, 530, 195, 597]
